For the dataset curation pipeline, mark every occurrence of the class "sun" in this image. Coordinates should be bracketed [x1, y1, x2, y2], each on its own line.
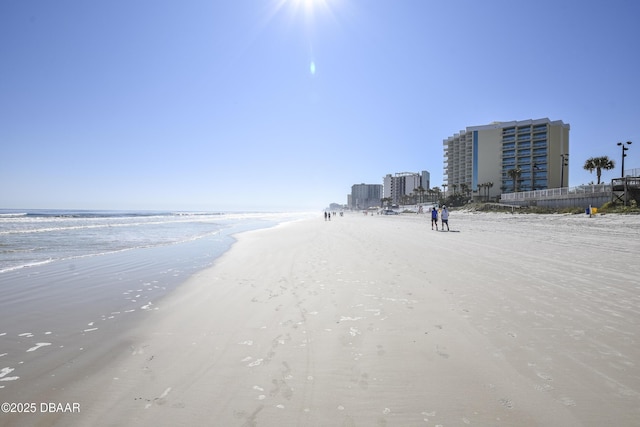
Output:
[293, 0, 330, 15]
[269, 0, 338, 23]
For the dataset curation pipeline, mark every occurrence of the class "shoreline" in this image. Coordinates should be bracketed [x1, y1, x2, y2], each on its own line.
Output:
[2, 212, 639, 426]
[0, 214, 309, 411]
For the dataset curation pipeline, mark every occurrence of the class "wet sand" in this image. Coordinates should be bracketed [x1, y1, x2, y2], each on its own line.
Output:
[2, 211, 640, 426]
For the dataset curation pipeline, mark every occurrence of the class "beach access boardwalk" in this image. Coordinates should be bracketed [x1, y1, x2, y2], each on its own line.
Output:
[611, 176, 640, 205]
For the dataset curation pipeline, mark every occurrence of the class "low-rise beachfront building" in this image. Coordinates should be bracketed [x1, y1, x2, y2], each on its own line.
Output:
[350, 183, 383, 210]
[443, 118, 570, 201]
[383, 171, 430, 205]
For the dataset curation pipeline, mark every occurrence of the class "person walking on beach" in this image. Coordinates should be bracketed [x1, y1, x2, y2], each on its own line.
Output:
[431, 207, 439, 230]
[441, 205, 450, 231]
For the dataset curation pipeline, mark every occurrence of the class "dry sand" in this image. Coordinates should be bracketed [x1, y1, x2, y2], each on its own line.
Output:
[4, 211, 640, 426]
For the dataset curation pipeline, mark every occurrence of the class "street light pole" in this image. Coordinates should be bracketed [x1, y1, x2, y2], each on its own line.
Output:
[532, 162, 539, 191]
[617, 141, 632, 177]
[560, 154, 568, 188]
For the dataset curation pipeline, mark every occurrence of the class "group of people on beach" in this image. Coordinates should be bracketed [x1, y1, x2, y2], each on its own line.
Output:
[324, 211, 342, 221]
[431, 206, 449, 231]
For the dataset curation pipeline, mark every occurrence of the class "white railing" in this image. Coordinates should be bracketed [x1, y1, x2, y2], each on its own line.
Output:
[624, 168, 640, 177]
[501, 183, 611, 201]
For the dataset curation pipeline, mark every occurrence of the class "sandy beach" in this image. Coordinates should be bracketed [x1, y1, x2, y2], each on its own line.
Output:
[2, 211, 639, 426]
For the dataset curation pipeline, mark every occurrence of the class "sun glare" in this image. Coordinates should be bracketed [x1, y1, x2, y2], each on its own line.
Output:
[292, 0, 331, 15]
[265, 0, 345, 78]
[270, 0, 338, 23]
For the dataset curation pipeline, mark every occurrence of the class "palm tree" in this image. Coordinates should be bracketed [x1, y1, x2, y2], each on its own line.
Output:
[432, 187, 441, 202]
[477, 183, 485, 201]
[460, 183, 469, 198]
[507, 168, 522, 193]
[415, 186, 426, 204]
[487, 182, 494, 201]
[583, 156, 615, 184]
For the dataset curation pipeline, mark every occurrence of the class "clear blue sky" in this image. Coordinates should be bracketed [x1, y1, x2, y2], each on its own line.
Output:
[2, 0, 639, 211]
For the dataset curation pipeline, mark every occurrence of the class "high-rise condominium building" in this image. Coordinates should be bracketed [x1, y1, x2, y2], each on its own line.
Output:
[350, 183, 383, 209]
[383, 171, 430, 205]
[443, 118, 569, 200]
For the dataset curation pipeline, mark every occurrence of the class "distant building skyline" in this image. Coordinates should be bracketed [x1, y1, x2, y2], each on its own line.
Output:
[343, 118, 571, 208]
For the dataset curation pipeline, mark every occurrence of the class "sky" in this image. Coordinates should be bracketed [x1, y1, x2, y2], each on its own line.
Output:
[1, 0, 639, 211]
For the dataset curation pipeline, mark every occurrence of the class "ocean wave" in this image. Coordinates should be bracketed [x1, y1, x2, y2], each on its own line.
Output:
[0, 216, 224, 236]
[0, 229, 223, 274]
[0, 213, 27, 218]
[0, 258, 55, 273]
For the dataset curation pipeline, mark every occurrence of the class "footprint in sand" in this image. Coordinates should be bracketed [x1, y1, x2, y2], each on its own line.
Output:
[536, 372, 553, 381]
[499, 398, 514, 409]
[560, 397, 576, 406]
[436, 346, 449, 359]
[534, 383, 554, 392]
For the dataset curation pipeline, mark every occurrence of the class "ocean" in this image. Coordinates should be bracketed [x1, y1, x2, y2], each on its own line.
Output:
[0, 209, 307, 397]
[0, 209, 297, 273]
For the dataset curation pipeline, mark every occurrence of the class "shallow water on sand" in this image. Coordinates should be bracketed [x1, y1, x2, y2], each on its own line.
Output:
[0, 210, 305, 395]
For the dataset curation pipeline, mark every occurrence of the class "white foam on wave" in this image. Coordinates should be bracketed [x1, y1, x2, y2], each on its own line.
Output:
[0, 259, 56, 274]
[0, 367, 14, 377]
[0, 367, 19, 382]
[0, 212, 27, 218]
[27, 342, 52, 352]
